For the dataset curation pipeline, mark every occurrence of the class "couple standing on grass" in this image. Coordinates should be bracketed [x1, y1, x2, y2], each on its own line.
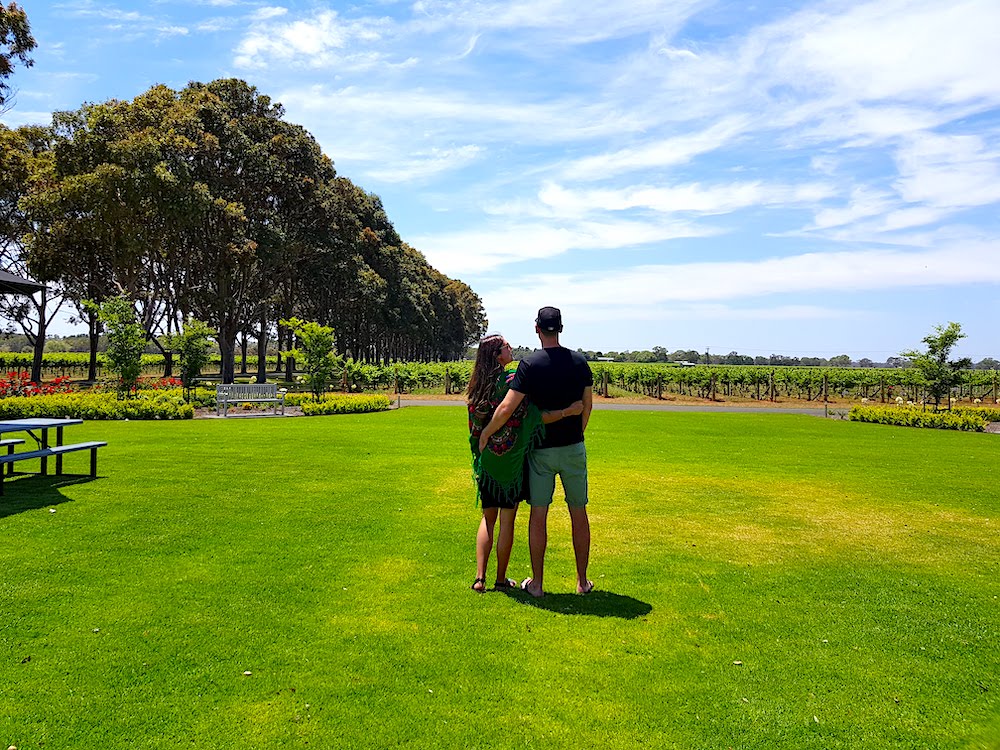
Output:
[467, 307, 594, 598]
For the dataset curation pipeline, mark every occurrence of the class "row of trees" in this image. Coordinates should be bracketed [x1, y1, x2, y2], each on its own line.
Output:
[1, 78, 487, 383]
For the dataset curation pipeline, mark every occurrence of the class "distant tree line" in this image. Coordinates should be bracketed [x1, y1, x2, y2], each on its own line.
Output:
[0, 78, 487, 383]
[572, 347, 999, 370]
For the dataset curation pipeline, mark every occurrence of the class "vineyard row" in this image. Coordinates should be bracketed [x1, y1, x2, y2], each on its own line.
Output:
[4, 355, 997, 401]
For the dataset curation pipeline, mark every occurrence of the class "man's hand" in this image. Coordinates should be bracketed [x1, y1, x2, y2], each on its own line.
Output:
[563, 400, 584, 417]
[478, 389, 525, 453]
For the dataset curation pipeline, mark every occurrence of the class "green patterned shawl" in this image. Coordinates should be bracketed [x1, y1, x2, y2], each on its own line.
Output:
[468, 364, 544, 504]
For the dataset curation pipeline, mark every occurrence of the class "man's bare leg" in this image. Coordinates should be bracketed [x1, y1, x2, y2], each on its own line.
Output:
[568, 505, 592, 593]
[523, 505, 548, 597]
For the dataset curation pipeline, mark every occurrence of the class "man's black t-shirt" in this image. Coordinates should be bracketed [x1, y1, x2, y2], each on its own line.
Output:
[510, 346, 593, 448]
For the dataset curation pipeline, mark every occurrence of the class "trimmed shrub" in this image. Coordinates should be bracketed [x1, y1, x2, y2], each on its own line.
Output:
[0, 392, 194, 420]
[952, 406, 1000, 423]
[301, 394, 392, 416]
[849, 405, 986, 432]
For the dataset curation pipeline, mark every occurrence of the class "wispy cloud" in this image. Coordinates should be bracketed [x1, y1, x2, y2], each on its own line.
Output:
[484, 241, 1000, 315]
[413, 219, 720, 275]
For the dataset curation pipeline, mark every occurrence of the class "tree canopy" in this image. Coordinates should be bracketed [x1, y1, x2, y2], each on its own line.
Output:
[0, 2, 35, 112]
[4, 79, 487, 382]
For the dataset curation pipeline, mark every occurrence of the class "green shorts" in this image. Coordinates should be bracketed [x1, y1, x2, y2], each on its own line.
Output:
[528, 442, 588, 508]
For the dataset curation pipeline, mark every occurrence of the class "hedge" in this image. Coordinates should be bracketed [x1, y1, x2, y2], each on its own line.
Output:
[300, 394, 392, 416]
[0, 392, 194, 420]
[848, 405, 987, 431]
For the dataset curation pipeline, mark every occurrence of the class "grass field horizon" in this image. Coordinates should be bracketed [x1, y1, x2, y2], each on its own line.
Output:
[1, 409, 997, 748]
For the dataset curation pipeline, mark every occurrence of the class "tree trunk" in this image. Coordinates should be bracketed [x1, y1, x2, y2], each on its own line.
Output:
[284, 327, 295, 381]
[88, 310, 100, 382]
[218, 323, 239, 384]
[256, 313, 268, 384]
[239, 332, 248, 375]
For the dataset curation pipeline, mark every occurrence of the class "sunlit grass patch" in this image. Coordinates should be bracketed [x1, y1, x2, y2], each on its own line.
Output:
[0, 408, 996, 748]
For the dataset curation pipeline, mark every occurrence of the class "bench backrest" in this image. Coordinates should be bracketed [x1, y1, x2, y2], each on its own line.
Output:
[216, 383, 278, 399]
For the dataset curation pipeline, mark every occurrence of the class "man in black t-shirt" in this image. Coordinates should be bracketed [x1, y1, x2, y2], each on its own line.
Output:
[478, 307, 594, 598]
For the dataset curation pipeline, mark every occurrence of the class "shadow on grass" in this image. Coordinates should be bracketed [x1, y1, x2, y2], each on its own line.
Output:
[501, 588, 652, 619]
[0, 475, 94, 518]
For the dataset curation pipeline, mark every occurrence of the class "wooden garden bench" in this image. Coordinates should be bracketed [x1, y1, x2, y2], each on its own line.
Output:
[216, 383, 286, 417]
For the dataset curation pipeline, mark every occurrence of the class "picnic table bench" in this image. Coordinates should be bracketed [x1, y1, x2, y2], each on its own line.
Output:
[0, 418, 107, 495]
[216, 383, 286, 417]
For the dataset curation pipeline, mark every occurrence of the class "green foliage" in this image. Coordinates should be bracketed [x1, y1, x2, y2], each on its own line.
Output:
[952, 406, 1000, 422]
[0, 2, 36, 110]
[849, 405, 986, 431]
[162, 317, 216, 398]
[280, 317, 341, 402]
[900, 322, 972, 410]
[85, 295, 145, 398]
[300, 393, 392, 415]
[0, 390, 193, 419]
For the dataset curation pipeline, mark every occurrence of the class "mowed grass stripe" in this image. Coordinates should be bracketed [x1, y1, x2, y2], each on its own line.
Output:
[1, 409, 997, 749]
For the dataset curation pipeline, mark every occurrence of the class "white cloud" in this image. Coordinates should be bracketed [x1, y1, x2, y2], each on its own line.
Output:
[560, 116, 752, 181]
[234, 9, 392, 70]
[252, 7, 288, 21]
[893, 132, 1000, 208]
[366, 145, 483, 182]
[532, 180, 835, 219]
[413, 219, 718, 274]
[484, 241, 1000, 314]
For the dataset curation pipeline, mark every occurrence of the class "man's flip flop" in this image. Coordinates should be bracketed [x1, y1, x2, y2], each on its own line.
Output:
[578, 580, 595, 595]
[471, 577, 486, 593]
[494, 578, 518, 589]
[520, 577, 544, 598]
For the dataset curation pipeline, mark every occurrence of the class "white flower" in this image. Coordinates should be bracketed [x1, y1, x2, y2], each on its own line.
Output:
[895, 396, 904, 404]
[907, 401, 913, 406]
[861, 398, 869, 403]
[974, 398, 982, 404]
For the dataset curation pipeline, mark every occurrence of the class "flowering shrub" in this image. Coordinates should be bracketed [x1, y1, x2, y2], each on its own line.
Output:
[0, 391, 193, 420]
[137, 377, 183, 390]
[301, 394, 391, 416]
[849, 405, 986, 431]
[0, 372, 75, 398]
[952, 406, 1000, 423]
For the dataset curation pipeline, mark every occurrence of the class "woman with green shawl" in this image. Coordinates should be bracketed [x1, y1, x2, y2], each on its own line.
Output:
[467, 334, 582, 592]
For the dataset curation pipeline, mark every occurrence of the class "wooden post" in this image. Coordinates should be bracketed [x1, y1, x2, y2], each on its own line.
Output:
[444, 367, 451, 395]
[823, 374, 828, 403]
[880, 376, 885, 403]
[603, 370, 609, 397]
[769, 370, 775, 402]
[710, 373, 717, 401]
[657, 375, 662, 400]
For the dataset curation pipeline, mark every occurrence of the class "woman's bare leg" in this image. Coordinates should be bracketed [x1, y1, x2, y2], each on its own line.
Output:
[474, 508, 498, 591]
[494, 506, 518, 584]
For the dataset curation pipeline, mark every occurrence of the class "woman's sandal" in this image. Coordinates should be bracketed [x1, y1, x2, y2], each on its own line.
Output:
[494, 578, 518, 590]
[471, 577, 486, 593]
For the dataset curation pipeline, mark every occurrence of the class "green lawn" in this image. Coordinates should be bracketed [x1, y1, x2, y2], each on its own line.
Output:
[1, 409, 997, 749]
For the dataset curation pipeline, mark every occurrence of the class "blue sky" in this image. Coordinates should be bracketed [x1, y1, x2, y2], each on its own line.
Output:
[4, 0, 1000, 360]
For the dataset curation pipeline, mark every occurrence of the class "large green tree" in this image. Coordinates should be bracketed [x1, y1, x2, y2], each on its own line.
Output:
[0, 2, 35, 113]
[15, 78, 487, 381]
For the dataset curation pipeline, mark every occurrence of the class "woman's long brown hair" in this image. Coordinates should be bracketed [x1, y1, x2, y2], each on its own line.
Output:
[466, 334, 506, 406]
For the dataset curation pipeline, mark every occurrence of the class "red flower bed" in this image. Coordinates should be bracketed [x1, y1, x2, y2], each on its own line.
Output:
[0, 372, 75, 398]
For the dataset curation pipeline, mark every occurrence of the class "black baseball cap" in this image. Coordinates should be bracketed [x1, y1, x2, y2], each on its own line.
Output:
[535, 306, 563, 332]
